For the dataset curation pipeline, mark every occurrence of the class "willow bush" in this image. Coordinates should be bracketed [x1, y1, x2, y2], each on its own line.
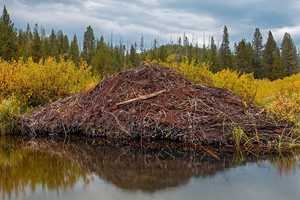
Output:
[0, 57, 97, 134]
[157, 58, 300, 125]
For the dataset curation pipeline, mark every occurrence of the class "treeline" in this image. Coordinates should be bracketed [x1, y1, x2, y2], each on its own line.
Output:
[0, 5, 299, 80]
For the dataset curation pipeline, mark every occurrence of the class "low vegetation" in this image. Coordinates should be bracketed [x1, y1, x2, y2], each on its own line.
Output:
[1, 55, 300, 154]
[0, 57, 97, 134]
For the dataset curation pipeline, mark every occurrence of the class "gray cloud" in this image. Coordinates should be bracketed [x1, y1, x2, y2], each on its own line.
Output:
[4, 0, 300, 48]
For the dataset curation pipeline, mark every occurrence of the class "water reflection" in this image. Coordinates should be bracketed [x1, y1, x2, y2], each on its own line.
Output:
[0, 137, 91, 200]
[24, 137, 300, 192]
[1, 136, 300, 200]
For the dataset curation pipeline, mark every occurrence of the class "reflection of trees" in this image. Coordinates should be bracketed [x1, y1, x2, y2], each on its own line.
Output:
[30, 137, 239, 192]
[0, 137, 91, 200]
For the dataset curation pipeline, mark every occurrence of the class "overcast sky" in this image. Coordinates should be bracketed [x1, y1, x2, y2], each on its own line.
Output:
[3, 0, 300, 49]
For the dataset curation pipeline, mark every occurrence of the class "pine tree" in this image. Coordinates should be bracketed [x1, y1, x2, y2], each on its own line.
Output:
[129, 43, 139, 67]
[262, 31, 277, 79]
[252, 28, 264, 78]
[270, 48, 285, 80]
[62, 35, 69, 59]
[209, 36, 218, 72]
[70, 34, 80, 65]
[0, 5, 19, 60]
[281, 32, 298, 76]
[49, 29, 58, 59]
[235, 39, 254, 73]
[82, 25, 95, 64]
[31, 23, 42, 62]
[92, 36, 113, 76]
[219, 25, 232, 69]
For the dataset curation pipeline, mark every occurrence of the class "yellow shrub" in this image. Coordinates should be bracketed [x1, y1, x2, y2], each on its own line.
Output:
[156, 59, 300, 124]
[0, 57, 97, 107]
[157, 59, 214, 86]
[212, 69, 258, 103]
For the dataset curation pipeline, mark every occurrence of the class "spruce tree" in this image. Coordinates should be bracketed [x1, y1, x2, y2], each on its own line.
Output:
[129, 43, 139, 67]
[92, 36, 113, 76]
[209, 36, 218, 72]
[0, 5, 19, 60]
[252, 28, 264, 78]
[70, 34, 80, 65]
[281, 32, 298, 76]
[235, 39, 254, 73]
[82, 25, 95, 64]
[262, 31, 277, 79]
[31, 23, 42, 62]
[49, 29, 57, 59]
[270, 48, 285, 80]
[219, 25, 232, 69]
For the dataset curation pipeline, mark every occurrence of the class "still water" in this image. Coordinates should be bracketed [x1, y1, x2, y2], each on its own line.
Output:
[1, 137, 300, 200]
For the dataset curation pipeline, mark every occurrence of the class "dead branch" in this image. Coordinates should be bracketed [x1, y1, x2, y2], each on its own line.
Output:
[116, 89, 166, 106]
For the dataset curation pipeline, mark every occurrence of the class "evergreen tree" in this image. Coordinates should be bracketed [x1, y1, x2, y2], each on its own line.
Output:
[82, 25, 95, 64]
[219, 25, 232, 69]
[281, 32, 298, 76]
[262, 31, 277, 79]
[62, 35, 69, 58]
[235, 39, 253, 73]
[209, 36, 218, 72]
[0, 5, 19, 60]
[129, 43, 139, 67]
[49, 29, 58, 59]
[252, 28, 264, 78]
[31, 23, 42, 62]
[92, 36, 113, 76]
[270, 48, 285, 80]
[69, 34, 80, 65]
[56, 30, 64, 55]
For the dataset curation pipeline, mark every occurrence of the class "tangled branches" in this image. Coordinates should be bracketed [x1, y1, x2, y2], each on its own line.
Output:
[17, 64, 291, 151]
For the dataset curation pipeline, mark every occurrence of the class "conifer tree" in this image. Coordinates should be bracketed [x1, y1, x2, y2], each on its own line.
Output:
[235, 39, 253, 73]
[0, 5, 19, 60]
[252, 28, 264, 78]
[49, 29, 57, 59]
[31, 23, 42, 62]
[209, 36, 218, 72]
[219, 25, 232, 69]
[82, 25, 95, 64]
[270, 48, 284, 80]
[281, 32, 298, 76]
[92, 36, 113, 76]
[262, 31, 277, 79]
[70, 34, 80, 65]
[129, 43, 139, 67]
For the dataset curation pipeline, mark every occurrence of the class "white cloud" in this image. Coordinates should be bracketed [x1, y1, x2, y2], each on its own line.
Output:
[5, 0, 300, 48]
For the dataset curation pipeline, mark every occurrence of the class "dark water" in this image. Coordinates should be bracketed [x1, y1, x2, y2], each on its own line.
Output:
[1, 137, 300, 200]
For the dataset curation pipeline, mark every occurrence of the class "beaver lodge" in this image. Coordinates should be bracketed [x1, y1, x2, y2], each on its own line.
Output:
[17, 64, 294, 158]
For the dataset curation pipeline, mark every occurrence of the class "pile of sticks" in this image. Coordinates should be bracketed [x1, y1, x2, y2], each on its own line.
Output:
[17, 64, 287, 147]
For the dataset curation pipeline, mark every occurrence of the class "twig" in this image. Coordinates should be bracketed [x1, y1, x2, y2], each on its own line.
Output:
[116, 89, 166, 106]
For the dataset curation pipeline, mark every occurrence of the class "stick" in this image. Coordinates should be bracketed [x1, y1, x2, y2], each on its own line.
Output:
[116, 89, 166, 106]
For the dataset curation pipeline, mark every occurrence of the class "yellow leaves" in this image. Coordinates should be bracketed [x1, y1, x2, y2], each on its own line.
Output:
[157, 59, 300, 124]
[0, 57, 97, 108]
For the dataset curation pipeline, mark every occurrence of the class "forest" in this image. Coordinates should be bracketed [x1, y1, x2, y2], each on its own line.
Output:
[0, 6, 299, 80]
[1, 4, 300, 144]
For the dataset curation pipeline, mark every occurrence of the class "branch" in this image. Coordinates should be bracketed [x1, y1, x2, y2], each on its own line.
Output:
[116, 89, 166, 106]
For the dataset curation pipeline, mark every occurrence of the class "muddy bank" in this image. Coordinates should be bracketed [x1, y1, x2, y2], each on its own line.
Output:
[17, 64, 291, 155]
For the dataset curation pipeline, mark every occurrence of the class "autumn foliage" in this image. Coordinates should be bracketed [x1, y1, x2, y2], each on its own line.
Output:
[0, 57, 97, 133]
[157, 58, 300, 124]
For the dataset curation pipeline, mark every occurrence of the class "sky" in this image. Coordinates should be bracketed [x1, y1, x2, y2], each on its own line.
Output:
[3, 0, 300, 49]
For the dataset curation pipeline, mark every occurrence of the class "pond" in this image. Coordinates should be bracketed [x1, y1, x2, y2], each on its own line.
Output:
[1, 136, 300, 200]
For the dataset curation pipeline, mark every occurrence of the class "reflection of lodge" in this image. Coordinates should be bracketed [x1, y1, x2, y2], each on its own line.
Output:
[27, 136, 247, 192]
[1, 136, 300, 198]
[0, 137, 91, 200]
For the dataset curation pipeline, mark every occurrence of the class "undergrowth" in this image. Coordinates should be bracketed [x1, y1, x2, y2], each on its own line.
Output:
[0, 57, 97, 134]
